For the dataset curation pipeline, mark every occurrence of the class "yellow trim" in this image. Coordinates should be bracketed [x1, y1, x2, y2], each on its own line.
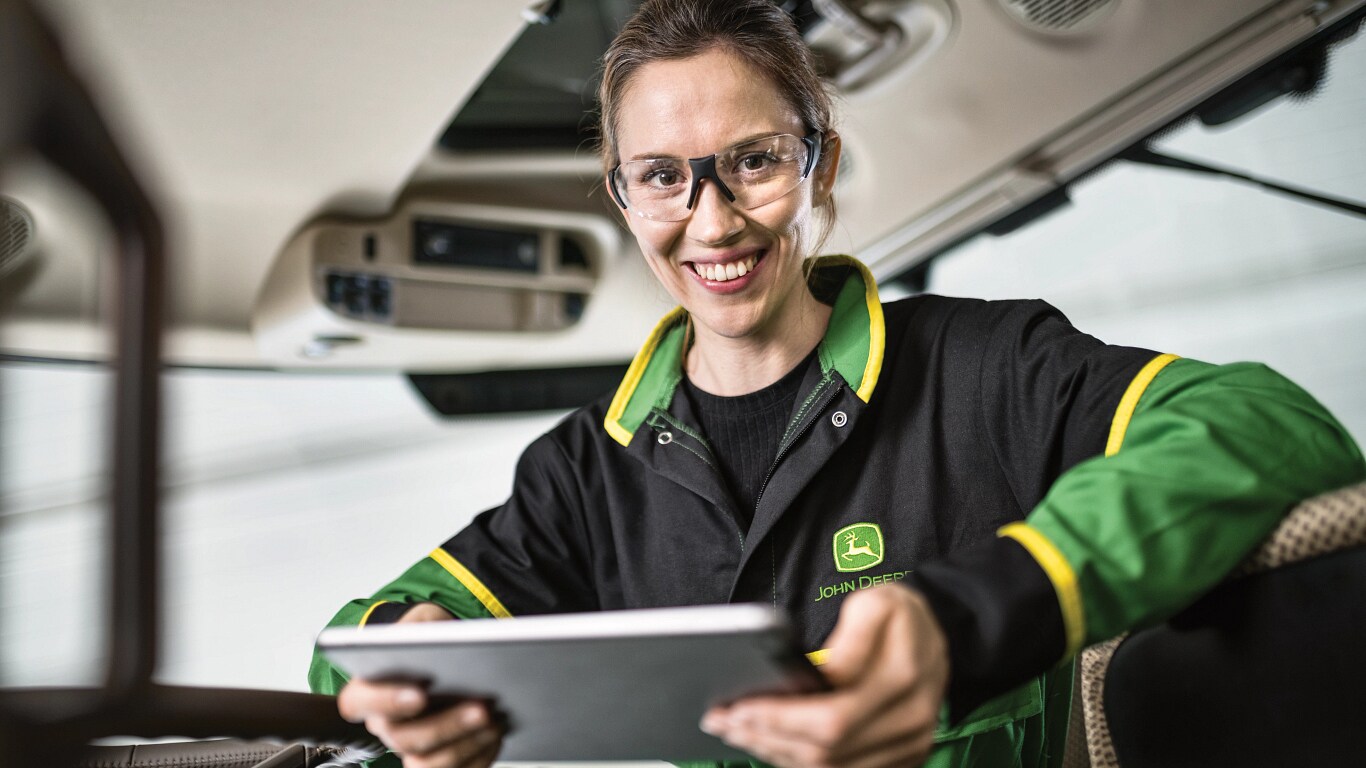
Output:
[998, 523, 1085, 658]
[806, 648, 831, 666]
[358, 600, 389, 627]
[1106, 353, 1179, 457]
[604, 306, 687, 447]
[429, 548, 514, 619]
[848, 257, 885, 403]
[604, 411, 635, 447]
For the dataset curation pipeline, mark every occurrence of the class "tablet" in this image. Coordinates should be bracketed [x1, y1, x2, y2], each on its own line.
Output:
[317, 603, 827, 761]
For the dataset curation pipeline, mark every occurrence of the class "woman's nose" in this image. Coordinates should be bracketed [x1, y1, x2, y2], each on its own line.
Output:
[685, 179, 745, 244]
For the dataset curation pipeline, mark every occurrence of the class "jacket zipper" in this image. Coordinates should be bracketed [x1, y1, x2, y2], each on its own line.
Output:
[752, 381, 840, 516]
[653, 414, 747, 549]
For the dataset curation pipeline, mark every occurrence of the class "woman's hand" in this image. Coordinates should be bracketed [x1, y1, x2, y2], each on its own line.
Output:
[336, 603, 505, 768]
[701, 585, 949, 768]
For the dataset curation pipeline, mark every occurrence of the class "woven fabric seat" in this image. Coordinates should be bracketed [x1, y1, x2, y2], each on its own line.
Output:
[1070, 481, 1366, 768]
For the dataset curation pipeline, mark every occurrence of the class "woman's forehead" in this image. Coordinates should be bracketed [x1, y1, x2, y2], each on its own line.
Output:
[615, 49, 802, 161]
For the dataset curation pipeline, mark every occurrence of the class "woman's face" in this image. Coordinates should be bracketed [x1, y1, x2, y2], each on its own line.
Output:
[610, 48, 836, 344]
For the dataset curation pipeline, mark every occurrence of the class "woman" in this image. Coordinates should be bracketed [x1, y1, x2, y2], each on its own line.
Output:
[311, 1, 1365, 767]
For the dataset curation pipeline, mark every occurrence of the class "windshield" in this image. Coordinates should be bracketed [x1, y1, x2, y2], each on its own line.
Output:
[0, 362, 563, 690]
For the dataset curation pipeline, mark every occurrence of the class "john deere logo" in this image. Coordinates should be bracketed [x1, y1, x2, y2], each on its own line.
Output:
[833, 522, 884, 572]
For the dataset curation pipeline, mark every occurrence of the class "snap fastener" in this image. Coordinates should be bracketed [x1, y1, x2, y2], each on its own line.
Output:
[831, 411, 848, 428]
[657, 431, 673, 445]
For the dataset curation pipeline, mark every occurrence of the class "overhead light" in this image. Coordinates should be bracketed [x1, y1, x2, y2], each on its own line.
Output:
[0, 195, 36, 281]
[300, 334, 362, 360]
[997, 0, 1119, 35]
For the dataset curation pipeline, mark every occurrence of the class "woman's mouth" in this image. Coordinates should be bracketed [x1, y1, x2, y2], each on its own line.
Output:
[688, 251, 763, 283]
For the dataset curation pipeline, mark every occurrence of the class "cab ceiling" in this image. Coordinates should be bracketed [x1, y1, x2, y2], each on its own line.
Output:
[5, 0, 526, 363]
[3, 0, 1360, 369]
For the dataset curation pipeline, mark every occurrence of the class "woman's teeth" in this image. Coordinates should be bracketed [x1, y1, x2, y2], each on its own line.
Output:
[692, 254, 759, 282]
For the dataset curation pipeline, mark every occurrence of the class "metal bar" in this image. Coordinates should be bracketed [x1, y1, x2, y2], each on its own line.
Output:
[19, 2, 166, 702]
[2, 3, 370, 765]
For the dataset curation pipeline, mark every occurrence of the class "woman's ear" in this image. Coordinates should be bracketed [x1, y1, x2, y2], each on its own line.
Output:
[604, 174, 625, 218]
[604, 173, 639, 233]
[815, 131, 842, 205]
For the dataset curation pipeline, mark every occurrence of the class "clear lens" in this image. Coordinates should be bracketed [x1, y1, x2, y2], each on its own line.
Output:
[613, 134, 812, 222]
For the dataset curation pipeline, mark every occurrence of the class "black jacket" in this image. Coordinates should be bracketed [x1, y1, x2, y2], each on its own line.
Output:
[311, 256, 1365, 763]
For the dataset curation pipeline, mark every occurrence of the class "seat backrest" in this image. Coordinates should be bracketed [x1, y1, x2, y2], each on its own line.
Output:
[1075, 481, 1366, 768]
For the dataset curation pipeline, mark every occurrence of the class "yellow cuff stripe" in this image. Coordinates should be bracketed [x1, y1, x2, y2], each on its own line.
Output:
[998, 523, 1085, 658]
[429, 549, 514, 619]
[358, 600, 389, 627]
[806, 648, 831, 666]
[1106, 353, 1179, 457]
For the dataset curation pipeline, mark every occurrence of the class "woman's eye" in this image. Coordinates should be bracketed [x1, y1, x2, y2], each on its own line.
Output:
[641, 169, 683, 188]
[737, 153, 778, 172]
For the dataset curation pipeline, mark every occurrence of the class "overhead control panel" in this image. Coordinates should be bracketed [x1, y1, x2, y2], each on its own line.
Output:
[306, 206, 596, 333]
[251, 196, 657, 369]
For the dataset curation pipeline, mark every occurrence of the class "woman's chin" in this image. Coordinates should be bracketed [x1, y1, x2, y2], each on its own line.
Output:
[688, 305, 771, 343]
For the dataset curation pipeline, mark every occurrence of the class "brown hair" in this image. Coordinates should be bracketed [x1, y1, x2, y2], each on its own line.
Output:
[597, 0, 839, 251]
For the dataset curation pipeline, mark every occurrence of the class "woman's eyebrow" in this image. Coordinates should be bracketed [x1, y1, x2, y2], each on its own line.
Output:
[627, 151, 685, 162]
[626, 131, 787, 162]
[725, 130, 785, 148]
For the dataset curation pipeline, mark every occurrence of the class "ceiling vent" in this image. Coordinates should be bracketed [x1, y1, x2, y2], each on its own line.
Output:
[998, 0, 1118, 34]
[0, 196, 36, 280]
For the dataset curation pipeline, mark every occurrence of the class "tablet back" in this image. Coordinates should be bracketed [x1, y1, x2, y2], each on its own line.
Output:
[319, 604, 825, 760]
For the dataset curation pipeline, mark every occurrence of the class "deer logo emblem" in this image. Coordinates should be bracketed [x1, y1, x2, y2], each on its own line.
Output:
[833, 522, 884, 572]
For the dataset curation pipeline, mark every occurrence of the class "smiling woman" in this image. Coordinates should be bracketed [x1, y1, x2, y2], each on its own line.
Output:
[596, 0, 843, 396]
[308, 2, 1366, 768]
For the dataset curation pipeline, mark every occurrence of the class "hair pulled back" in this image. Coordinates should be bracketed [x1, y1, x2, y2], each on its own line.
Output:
[597, 0, 838, 247]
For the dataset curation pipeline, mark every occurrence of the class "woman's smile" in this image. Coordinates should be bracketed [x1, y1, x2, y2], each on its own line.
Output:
[684, 247, 766, 293]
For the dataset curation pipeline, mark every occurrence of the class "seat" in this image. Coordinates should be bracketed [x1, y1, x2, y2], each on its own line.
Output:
[1073, 481, 1366, 767]
[76, 740, 352, 768]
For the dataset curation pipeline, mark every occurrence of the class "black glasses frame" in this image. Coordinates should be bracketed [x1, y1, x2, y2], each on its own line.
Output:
[608, 131, 823, 216]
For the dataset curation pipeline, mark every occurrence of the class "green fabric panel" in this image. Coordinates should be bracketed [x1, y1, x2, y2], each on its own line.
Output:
[306, 598, 370, 696]
[621, 316, 689, 435]
[933, 677, 1041, 740]
[928, 666, 1070, 768]
[307, 555, 495, 695]
[819, 266, 871, 392]
[925, 718, 1033, 768]
[1038, 661, 1074, 768]
[1028, 358, 1366, 644]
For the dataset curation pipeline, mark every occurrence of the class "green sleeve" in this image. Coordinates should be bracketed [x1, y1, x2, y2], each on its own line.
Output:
[307, 553, 500, 695]
[1027, 357, 1366, 651]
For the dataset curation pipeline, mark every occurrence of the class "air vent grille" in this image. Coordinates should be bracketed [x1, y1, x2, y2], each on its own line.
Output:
[999, 0, 1117, 33]
[1, 197, 36, 277]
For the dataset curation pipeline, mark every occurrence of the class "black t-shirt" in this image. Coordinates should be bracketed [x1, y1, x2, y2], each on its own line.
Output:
[681, 348, 819, 526]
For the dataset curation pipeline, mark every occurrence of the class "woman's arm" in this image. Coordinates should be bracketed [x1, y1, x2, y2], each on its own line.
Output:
[704, 346, 1364, 768]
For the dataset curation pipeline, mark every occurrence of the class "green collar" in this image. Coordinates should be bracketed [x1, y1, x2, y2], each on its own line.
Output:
[604, 255, 886, 447]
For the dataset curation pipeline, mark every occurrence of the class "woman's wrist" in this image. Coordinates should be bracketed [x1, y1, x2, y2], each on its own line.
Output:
[398, 602, 455, 623]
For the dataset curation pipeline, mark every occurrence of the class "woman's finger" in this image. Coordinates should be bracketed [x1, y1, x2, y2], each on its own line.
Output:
[707, 688, 864, 747]
[380, 701, 495, 757]
[337, 679, 427, 723]
[398, 722, 503, 768]
[819, 589, 895, 688]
